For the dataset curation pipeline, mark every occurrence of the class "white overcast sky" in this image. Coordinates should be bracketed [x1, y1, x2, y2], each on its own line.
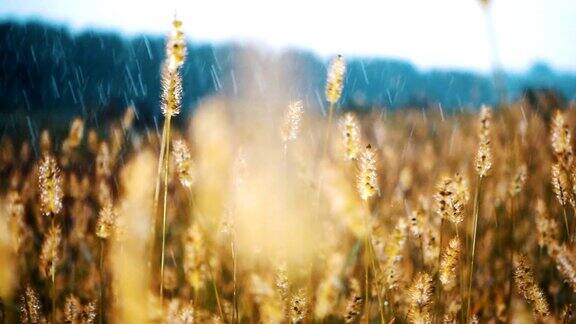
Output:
[1, 0, 575, 73]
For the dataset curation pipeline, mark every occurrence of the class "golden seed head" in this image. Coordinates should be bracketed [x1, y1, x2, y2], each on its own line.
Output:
[275, 264, 289, 299]
[39, 224, 61, 279]
[357, 144, 379, 201]
[161, 17, 186, 117]
[514, 254, 551, 317]
[161, 64, 183, 117]
[177, 302, 195, 323]
[439, 237, 461, 290]
[290, 289, 308, 323]
[325, 55, 345, 104]
[551, 163, 572, 206]
[475, 105, 493, 177]
[281, 100, 304, 143]
[554, 246, 576, 293]
[340, 112, 361, 160]
[183, 223, 208, 291]
[172, 140, 195, 188]
[64, 294, 82, 323]
[68, 117, 85, 148]
[166, 17, 187, 72]
[453, 172, 470, 204]
[83, 301, 97, 324]
[96, 203, 117, 239]
[381, 219, 407, 289]
[407, 272, 433, 323]
[38, 155, 63, 216]
[8, 191, 28, 253]
[435, 176, 464, 226]
[20, 285, 42, 323]
[551, 110, 573, 167]
[343, 279, 363, 323]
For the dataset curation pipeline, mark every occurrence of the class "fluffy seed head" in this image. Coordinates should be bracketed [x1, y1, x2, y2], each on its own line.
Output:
[96, 203, 117, 239]
[64, 294, 82, 323]
[161, 17, 186, 117]
[325, 55, 345, 104]
[551, 110, 573, 167]
[19, 285, 42, 323]
[343, 279, 363, 323]
[38, 155, 63, 216]
[289, 289, 308, 323]
[281, 100, 304, 143]
[68, 117, 85, 148]
[39, 224, 61, 279]
[551, 163, 572, 206]
[553, 245, 576, 294]
[83, 301, 97, 324]
[161, 65, 183, 117]
[173, 140, 195, 188]
[435, 176, 464, 226]
[357, 144, 379, 201]
[183, 223, 208, 291]
[166, 17, 186, 72]
[475, 105, 493, 177]
[8, 191, 28, 253]
[453, 172, 470, 204]
[379, 218, 407, 290]
[439, 237, 461, 290]
[514, 254, 551, 317]
[407, 272, 433, 324]
[340, 113, 361, 160]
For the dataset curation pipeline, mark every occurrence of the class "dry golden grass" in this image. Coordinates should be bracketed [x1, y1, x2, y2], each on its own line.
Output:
[2, 18, 576, 324]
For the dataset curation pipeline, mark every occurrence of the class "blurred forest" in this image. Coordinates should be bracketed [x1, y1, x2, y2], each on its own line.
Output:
[1, 20, 576, 125]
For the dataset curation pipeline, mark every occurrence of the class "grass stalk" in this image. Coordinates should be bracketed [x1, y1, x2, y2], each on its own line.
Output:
[153, 120, 168, 233]
[159, 115, 172, 303]
[367, 231, 386, 323]
[466, 175, 484, 322]
[99, 238, 105, 324]
[362, 200, 376, 323]
[51, 216, 56, 324]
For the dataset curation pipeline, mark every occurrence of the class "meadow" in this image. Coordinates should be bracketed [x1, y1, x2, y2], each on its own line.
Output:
[1, 18, 576, 324]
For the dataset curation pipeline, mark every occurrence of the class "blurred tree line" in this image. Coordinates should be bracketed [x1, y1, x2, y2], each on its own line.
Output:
[1, 21, 575, 124]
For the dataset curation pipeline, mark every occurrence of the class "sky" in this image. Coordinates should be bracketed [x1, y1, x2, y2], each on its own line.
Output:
[1, 0, 575, 73]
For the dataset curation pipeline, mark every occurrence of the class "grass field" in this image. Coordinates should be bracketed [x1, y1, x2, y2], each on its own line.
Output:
[1, 17, 576, 324]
